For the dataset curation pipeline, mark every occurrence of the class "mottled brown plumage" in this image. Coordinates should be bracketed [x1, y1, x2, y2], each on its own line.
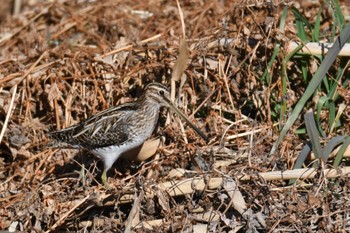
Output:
[48, 83, 207, 187]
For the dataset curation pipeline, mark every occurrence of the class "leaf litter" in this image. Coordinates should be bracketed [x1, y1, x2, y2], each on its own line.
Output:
[0, 0, 350, 232]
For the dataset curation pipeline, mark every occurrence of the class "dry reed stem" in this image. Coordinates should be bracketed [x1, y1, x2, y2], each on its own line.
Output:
[0, 85, 17, 144]
[0, 6, 50, 46]
[97, 166, 350, 205]
[101, 34, 162, 57]
[124, 190, 143, 233]
[45, 195, 90, 233]
[288, 41, 350, 56]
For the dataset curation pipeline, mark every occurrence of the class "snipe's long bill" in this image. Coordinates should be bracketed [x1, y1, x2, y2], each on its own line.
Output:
[47, 83, 208, 187]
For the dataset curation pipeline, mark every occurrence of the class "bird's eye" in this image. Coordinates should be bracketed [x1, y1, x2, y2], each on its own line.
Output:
[159, 90, 164, 95]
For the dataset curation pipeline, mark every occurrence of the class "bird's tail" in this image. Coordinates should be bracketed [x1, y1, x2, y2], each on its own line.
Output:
[46, 129, 80, 149]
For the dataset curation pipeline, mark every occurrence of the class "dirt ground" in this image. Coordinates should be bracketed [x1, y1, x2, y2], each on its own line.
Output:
[0, 0, 349, 232]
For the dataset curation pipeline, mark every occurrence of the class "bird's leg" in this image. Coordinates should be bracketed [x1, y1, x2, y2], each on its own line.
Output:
[101, 169, 109, 189]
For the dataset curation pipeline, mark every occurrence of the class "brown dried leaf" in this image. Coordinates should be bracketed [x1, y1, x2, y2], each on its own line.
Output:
[156, 189, 170, 213]
[171, 37, 189, 82]
[47, 83, 62, 102]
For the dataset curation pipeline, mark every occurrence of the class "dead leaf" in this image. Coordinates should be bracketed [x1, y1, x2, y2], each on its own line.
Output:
[172, 37, 189, 82]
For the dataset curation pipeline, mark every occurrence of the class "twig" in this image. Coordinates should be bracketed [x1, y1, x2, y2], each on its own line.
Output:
[101, 34, 162, 58]
[0, 85, 17, 144]
[0, 6, 50, 46]
[45, 195, 90, 233]
[0, 60, 58, 85]
[124, 190, 144, 233]
[218, 55, 235, 111]
[94, 166, 350, 206]
[134, 211, 223, 230]
[17, 51, 48, 85]
[242, 167, 350, 181]
[189, 85, 220, 119]
[225, 123, 279, 140]
[288, 41, 350, 57]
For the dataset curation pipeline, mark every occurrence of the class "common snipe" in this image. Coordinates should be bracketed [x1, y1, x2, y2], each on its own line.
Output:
[47, 83, 207, 187]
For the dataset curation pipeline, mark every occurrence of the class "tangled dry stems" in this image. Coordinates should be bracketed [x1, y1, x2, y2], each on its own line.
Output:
[0, 0, 349, 232]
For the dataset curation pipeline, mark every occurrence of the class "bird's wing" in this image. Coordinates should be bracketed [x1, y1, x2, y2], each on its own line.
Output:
[48, 102, 139, 149]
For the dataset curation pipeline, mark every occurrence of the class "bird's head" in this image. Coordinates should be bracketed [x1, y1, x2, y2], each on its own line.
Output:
[144, 82, 172, 107]
[143, 82, 208, 142]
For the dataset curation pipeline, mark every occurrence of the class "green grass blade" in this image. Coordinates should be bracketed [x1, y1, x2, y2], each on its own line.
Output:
[270, 23, 350, 155]
[291, 6, 312, 41]
[332, 0, 346, 28]
[330, 103, 346, 134]
[328, 100, 336, 133]
[333, 136, 350, 168]
[293, 142, 311, 170]
[304, 111, 323, 163]
[323, 135, 345, 161]
[313, 6, 322, 42]
[261, 44, 280, 84]
[280, 44, 304, 122]
[261, 6, 288, 84]
[316, 96, 328, 137]
[322, 74, 330, 93]
[289, 142, 311, 185]
[329, 58, 348, 100]
[279, 6, 289, 32]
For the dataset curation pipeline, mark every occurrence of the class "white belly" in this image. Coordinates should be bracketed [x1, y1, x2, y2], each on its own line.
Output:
[92, 137, 145, 171]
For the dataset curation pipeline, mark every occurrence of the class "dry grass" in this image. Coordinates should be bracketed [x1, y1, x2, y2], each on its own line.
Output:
[0, 0, 349, 232]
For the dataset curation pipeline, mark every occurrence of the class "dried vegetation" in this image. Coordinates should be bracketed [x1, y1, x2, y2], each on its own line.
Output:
[0, 0, 349, 232]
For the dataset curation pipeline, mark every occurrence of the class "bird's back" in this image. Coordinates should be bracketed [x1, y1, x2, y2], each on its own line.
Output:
[47, 102, 140, 150]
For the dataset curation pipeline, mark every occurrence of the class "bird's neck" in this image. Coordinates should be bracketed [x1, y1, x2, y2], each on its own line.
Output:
[139, 97, 162, 113]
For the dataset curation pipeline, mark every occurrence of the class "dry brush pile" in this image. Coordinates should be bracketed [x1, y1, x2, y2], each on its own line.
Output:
[0, 0, 349, 232]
